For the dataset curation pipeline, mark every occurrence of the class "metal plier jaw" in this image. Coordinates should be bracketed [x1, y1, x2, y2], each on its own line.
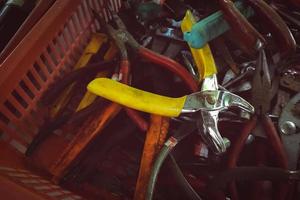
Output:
[182, 90, 254, 114]
[251, 49, 277, 115]
[88, 78, 254, 154]
[182, 76, 254, 154]
[92, 9, 140, 59]
[199, 92, 254, 153]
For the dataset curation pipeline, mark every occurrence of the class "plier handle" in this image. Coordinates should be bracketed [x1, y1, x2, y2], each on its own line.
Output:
[93, 9, 199, 92]
[216, 0, 296, 57]
[227, 49, 289, 200]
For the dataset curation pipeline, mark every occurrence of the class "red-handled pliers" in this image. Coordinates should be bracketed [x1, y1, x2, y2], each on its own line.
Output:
[92, 9, 198, 131]
[227, 49, 288, 200]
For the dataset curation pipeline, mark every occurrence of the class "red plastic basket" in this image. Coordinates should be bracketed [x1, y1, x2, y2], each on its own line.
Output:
[0, 0, 121, 198]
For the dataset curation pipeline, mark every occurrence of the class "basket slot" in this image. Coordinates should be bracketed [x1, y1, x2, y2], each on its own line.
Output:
[67, 21, 78, 43]
[15, 86, 34, 107]
[48, 41, 63, 65]
[6, 95, 38, 137]
[1, 105, 32, 141]
[11, 90, 29, 110]
[110, 0, 118, 12]
[71, 13, 84, 36]
[0, 111, 9, 124]
[33, 63, 47, 82]
[41, 52, 59, 74]
[26, 71, 41, 91]
[19, 80, 35, 99]
[61, 27, 73, 51]
[3, 100, 22, 119]
[81, 0, 92, 25]
[54, 35, 68, 59]
[14, 86, 43, 129]
[90, 0, 101, 30]
[1, 129, 28, 152]
[28, 69, 45, 89]
[35, 57, 52, 78]
[62, 28, 82, 62]
[93, 0, 101, 10]
[7, 96, 27, 118]
[23, 76, 40, 96]
[78, 1, 98, 35]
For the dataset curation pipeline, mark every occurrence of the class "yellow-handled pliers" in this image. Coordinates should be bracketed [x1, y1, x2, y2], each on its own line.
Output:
[87, 78, 254, 117]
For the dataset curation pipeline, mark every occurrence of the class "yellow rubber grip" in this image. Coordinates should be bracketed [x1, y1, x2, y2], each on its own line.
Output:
[87, 78, 186, 117]
[181, 10, 217, 80]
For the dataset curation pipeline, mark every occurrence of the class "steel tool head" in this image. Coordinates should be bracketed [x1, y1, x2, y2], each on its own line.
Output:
[182, 90, 255, 114]
[251, 49, 278, 114]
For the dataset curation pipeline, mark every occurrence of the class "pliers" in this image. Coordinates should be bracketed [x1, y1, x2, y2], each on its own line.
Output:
[92, 9, 198, 91]
[92, 8, 199, 131]
[216, 0, 296, 57]
[227, 49, 288, 200]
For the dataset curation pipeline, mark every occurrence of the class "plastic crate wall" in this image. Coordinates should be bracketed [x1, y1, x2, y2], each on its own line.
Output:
[0, 0, 122, 154]
[0, 166, 84, 200]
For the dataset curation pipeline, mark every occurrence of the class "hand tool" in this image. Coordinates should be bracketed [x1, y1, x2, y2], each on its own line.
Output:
[40, 60, 116, 106]
[49, 33, 108, 117]
[183, 1, 254, 49]
[227, 49, 289, 200]
[213, 37, 240, 75]
[246, 0, 296, 57]
[181, 10, 217, 81]
[87, 78, 254, 117]
[93, 9, 198, 92]
[155, 26, 184, 42]
[216, 0, 296, 57]
[76, 41, 119, 111]
[134, 115, 170, 200]
[279, 93, 300, 170]
[25, 60, 116, 156]
[93, 8, 200, 200]
[93, 8, 198, 132]
[146, 120, 199, 200]
[182, 10, 224, 154]
[181, 10, 242, 154]
[280, 65, 300, 92]
[216, 0, 265, 56]
[222, 64, 255, 90]
[271, 3, 300, 29]
[181, 50, 199, 81]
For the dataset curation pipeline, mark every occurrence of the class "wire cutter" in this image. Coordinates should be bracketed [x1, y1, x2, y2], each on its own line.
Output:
[227, 49, 289, 200]
[92, 8, 198, 131]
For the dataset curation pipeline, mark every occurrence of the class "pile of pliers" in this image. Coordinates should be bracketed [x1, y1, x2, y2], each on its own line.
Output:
[87, 0, 300, 200]
[26, 0, 300, 199]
